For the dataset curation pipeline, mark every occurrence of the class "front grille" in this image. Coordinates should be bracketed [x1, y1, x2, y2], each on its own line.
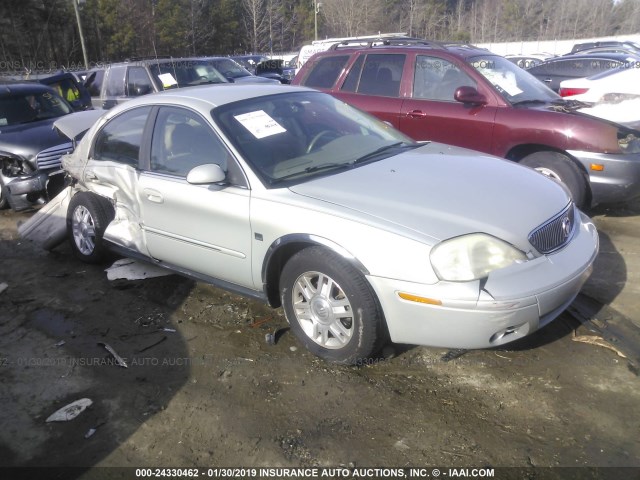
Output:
[528, 203, 576, 254]
[35, 142, 74, 171]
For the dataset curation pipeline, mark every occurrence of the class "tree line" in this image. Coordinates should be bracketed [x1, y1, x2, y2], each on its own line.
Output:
[1, 0, 639, 73]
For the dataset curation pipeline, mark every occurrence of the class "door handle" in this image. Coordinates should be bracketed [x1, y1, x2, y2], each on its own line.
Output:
[143, 188, 164, 204]
[543, 78, 552, 83]
[407, 110, 427, 118]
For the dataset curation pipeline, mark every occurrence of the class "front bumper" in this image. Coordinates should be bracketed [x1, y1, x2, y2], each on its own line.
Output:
[568, 150, 640, 206]
[2, 170, 66, 211]
[367, 212, 599, 349]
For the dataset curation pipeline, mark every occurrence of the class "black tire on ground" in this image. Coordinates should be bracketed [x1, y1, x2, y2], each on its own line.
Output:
[279, 246, 386, 364]
[0, 182, 9, 210]
[519, 152, 588, 208]
[66, 192, 115, 263]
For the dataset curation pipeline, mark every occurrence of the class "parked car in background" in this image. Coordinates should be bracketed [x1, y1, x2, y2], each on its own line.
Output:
[570, 40, 640, 55]
[231, 55, 295, 83]
[39, 71, 92, 111]
[93, 58, 229, 109]
[230, 55, 269, 74]
[526, 52, 640, 92]
[293, 40, 640, 208]
[256, 58, 295, 83]
[204, 57, 279, 84]
[559, 67, 640, 130]
[505, 53, 554, 69]
[57, 84, 598, 363]
[77, 68, 105, 98]
[0, 82, 73, 211]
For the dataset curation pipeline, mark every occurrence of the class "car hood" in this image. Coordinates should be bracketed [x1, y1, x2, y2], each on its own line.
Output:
[288, 143, 571, 250]
[0, 119, 67, 163]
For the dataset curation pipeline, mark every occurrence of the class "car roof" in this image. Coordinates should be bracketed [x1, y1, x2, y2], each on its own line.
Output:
[549, 52, 640, 62]
[121, 83, 312, 110]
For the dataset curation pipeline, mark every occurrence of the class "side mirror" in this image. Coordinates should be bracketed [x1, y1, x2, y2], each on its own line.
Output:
[454, 86, 487, 106]
[186, 164, 226, 185]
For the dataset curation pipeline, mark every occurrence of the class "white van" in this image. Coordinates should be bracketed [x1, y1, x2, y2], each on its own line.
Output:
[296, 33, 407, 71]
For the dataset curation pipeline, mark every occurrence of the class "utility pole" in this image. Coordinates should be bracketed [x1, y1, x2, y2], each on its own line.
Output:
[72, 0, 89, 69]
[314, 0, 322, 41]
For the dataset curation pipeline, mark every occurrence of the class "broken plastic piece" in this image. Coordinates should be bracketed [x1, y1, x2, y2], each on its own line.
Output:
[105, 258, 171, 281]
[0, 283, 7, 295]
[99, 342, 128, 368]
[84, 428, 97, 439]
[46, 398, 93, 422]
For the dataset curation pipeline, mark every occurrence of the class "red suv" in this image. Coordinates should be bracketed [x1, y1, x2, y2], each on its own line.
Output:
[292, 39, 640, 208]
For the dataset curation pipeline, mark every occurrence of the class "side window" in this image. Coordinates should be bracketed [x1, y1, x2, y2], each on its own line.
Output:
[104, 66, 127, 97]
[150, 106, 235, 180]
[93, 107, 151, 167]
[341, 55, 364, 92]
[356, 54, 405, 97]
[301, 55, 349, 89]
[126, 67, 154, 96]
[413, 56, 476, 101]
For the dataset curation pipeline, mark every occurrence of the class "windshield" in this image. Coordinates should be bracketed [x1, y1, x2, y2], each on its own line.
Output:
[469, 55, 560, 104]
[209, 59, 252, 79]
[149, 61, 228, 89]
[0, 90, 71, 126]
[212, 91, 416, 187]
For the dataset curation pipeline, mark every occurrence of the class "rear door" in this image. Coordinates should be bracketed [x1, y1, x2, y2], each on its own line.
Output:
[398, 54, 497, 153]
[333, 53, 407, 128]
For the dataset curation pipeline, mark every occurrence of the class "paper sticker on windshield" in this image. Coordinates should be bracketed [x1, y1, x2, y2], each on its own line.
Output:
[234, 110, 286, 139]
[158, 73, 178, 88]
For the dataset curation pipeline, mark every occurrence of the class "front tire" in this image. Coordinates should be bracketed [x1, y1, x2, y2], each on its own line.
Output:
[66, 192, 114, 263]
[280, 246, 385, 364]
[519, 152, 588, 208]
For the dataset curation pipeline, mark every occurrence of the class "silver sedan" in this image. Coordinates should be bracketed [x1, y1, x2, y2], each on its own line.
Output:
[57, 84, 599, 364]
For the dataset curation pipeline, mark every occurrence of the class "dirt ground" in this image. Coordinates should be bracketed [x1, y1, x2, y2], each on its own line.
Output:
[1, 198, 639, 478]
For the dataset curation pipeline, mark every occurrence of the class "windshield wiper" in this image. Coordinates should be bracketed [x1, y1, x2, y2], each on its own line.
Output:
[352, 142, 418, 165]
[274, 162, 352, 183]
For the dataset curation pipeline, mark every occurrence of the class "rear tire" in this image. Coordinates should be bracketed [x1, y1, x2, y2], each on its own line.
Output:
[66, 192, 114, 263]
[280, 246, 385, 364]
[520, 152, 588, 208]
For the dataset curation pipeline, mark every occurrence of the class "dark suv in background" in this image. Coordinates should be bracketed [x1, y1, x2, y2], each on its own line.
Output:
[292, 39, 640, 208]
[0, 82, 73, 211]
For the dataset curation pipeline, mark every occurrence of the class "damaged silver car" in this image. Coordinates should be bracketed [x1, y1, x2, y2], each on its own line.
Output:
[54, 84, 599, 363]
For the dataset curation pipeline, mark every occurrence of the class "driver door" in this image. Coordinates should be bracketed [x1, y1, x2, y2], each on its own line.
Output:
[399, 55, 497, 154]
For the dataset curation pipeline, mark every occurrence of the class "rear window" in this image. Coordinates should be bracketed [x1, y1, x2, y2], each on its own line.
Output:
[301, 55, 350, 89]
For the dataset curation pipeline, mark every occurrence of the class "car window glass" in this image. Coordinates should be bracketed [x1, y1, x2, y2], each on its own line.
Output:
[93, 107, 151, 167]
[126, 67, 153, 96]
[104, 65, 127, 97]
[341, 55, 364, 92]
[356, 54, 405, 97]
[413, 56, 476, 101]
[301, 55, 349, 89]
[150, 106, 239, 182]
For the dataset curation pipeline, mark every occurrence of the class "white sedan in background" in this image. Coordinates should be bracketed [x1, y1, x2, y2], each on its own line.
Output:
[559, 67, 640, 129]
[55, 85, 598, 364]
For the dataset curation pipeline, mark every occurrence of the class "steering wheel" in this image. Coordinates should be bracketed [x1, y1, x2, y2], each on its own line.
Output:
[306, 130, 339, 153]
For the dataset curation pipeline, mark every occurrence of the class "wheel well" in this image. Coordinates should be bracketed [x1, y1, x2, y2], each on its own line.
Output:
[264, 241, 314, 307]
[506, 144, 592, 203]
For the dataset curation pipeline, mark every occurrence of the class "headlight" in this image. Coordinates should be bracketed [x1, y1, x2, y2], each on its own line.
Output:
[430, 233, 526, 282]
[618, 130, 640, 154]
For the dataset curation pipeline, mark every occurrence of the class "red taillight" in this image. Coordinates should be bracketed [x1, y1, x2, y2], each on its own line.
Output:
[559, 87, 589, 97]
